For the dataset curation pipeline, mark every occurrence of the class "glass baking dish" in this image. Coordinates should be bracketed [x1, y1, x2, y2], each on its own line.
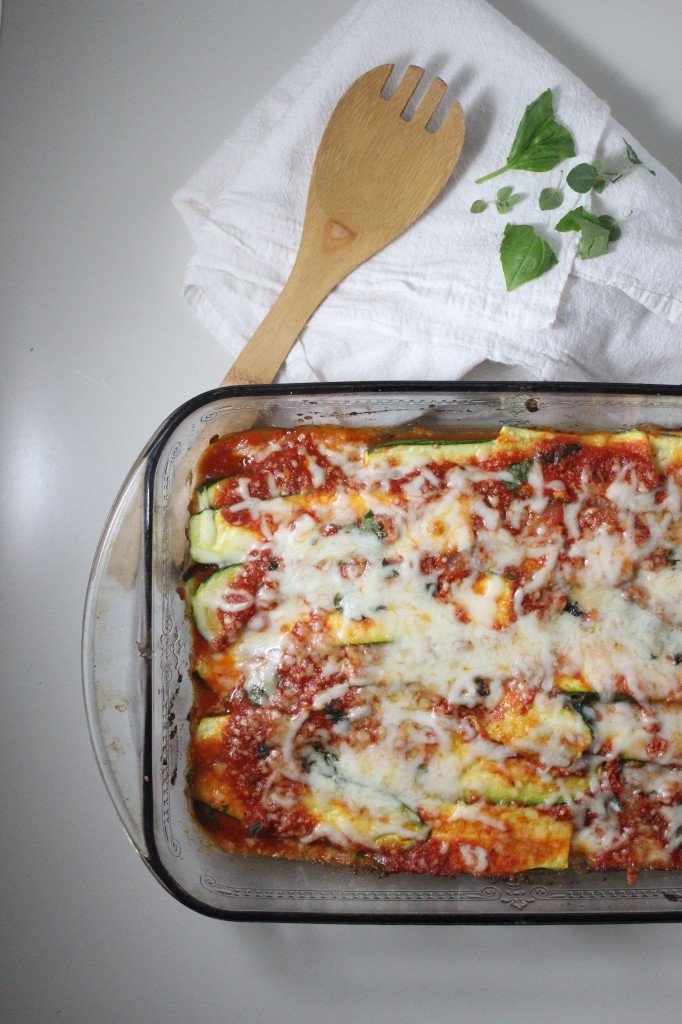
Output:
[83, 381, 682, 922]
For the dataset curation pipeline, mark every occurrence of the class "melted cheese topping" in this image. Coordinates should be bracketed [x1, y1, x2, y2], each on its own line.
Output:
[187, 426, 682, 881]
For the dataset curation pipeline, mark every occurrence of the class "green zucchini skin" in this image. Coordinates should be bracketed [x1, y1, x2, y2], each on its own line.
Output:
[191, 565, 241, 642]
[196, 479, 229, 511]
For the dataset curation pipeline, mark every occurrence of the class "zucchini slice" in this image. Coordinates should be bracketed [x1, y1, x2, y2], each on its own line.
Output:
[364, 438, 496, 470]
[481, 692, 592, 766]
[192, 714, 245, 820]
[195, 714, 232, 743]
[191, 565, 242, 642]
[430, 803, 572, 872]
[460, 758, 591, 807]
[188, 508, 260, 566]
[592, 703, 682, 763]
[196, 478, 232, 511]
[302, 773, 429, 852]
[192, 648, 235, 690]
[648, 431, 682, 472]
[496, 425, 652, 456]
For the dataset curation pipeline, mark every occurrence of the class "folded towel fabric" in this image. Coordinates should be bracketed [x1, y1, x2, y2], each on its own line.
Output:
[173, 0, 682, 386]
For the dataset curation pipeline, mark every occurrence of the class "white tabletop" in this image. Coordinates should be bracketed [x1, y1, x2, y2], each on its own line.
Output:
[3, 1, 682, 1021]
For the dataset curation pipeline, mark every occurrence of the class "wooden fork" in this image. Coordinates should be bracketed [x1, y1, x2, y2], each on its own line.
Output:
[220, 64, 465, 388]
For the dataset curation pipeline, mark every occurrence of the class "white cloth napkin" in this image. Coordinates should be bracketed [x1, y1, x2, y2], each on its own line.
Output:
[173, 0, 682, 385]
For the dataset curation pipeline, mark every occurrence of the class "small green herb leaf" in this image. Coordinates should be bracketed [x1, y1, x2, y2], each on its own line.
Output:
[301, 746, 339, 776]
[323, 699, 348, 724]
[578, 220, 610, 259]
[624, 139, 655, 175]
[471, 189, 522, 215]
[500, 224, 558, 291]
[476, 89, 576, 184]
[555, 207, 594, 232]
[597, 214, 621, 242]
[538, 171, 564, 211]
[555, 206, 615, 260]
[245, 683, 268, 706]
[496, 190, 522, 214]
[566, 162, 599, 193]
[503, 457, 534, 490]
[539, 185, 563, 210]
[359, 510, 385, 539]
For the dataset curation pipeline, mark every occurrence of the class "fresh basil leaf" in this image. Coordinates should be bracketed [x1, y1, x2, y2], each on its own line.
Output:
[323, 699, 348, 724]
[539, 185, 563, 210]
[476, 89, 576, 183]
[359, 510, 385, 538]
[504, 458, 534, 490]
[624, 138, 655, 175]
[566, 162, 598, 193]
[301, 746, 339, 776]
[506, 89, 576, 172]
[500, 224, 558, 291]
[470, 198, 488, 213]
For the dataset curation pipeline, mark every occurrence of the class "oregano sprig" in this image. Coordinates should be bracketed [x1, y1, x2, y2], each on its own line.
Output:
[623, 140, 655, 177]
[566, 139, 655, 195]
[471, 185, 523, 214]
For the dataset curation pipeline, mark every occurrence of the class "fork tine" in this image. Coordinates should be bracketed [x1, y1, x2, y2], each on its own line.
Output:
[437, 97, 466, 139]
[411, 77, 448, 128]
[388, 65, 424, 115]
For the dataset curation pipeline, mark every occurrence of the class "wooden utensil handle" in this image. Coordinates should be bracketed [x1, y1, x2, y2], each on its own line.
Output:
[220, 249, 338, 388]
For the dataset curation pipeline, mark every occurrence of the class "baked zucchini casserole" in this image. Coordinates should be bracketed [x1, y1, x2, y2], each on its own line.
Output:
[182, 424, 682, 881]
